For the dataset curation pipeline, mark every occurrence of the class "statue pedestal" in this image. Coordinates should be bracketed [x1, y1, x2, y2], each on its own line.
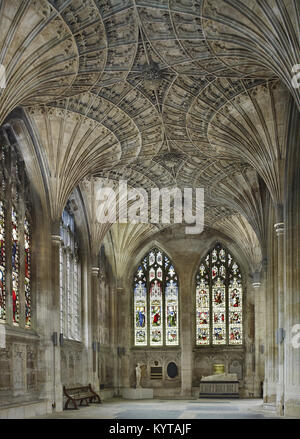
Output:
[122, 388, 154, 400]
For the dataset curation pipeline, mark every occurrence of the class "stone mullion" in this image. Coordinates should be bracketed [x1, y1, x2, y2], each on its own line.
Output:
[73, 257, 79, 340]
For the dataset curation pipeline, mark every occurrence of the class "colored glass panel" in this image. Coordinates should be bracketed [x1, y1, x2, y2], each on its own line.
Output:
[212, 279, 226, 345]
[24, 216, 31, 327]
[196, 243, 243, 346]
[134, 248, 179, 347]
[0, 201, 5, 322]
[12, 207, 19, 325]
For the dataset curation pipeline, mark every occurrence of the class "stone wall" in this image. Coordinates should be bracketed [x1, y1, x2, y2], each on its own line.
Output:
[130, 349, 181, 395]
[113, 226, 259, 399]
[0, 332, 39, 405]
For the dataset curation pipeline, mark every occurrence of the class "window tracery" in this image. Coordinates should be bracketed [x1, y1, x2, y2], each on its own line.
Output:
[0, 140, 32, 328]
[134, 247, 179, 347]
[196, 243, 243, 346]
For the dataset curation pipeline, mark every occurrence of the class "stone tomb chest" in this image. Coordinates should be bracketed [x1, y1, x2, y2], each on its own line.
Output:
[199, 373, 239, 398]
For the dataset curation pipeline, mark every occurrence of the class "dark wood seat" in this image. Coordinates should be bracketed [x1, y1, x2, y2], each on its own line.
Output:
[63, 384, 102, 410]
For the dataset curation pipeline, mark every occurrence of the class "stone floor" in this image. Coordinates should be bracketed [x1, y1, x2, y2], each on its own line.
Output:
[29, 398, 284, 419]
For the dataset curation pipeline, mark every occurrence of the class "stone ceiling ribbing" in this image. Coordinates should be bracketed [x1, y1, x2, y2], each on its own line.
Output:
[1, 0, 299, 253]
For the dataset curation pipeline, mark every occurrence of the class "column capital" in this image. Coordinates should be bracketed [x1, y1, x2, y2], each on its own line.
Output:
[91, 267, 99, 277]
[51, 234, 61, 246]
[274, 222, 285, 236]
[250, 269, 262, 288]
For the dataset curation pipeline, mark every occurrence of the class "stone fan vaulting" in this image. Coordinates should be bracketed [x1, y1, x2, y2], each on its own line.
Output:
[1, 0, 298, 260]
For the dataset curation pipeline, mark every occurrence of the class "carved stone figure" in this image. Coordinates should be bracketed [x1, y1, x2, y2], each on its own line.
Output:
[136, 363, 142, 388]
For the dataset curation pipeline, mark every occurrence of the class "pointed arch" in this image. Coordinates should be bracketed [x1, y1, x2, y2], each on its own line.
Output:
[0, 127, 34, 328]
[196, 242, 243, 346]
[133, 247, 179, 347]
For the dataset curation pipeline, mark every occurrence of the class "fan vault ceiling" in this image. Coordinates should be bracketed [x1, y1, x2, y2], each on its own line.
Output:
[1, 0, 299, 264]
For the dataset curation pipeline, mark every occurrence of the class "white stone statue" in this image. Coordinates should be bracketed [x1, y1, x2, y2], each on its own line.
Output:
[135, 363, 142, 388]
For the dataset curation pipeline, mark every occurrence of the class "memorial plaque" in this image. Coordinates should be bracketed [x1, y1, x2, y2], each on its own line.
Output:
[229, 360, 243, 380]
[167, 362, 178, 378]
[150, 366, 162, 379]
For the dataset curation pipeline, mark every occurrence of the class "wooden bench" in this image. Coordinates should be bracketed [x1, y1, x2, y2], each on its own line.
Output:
[63, 384, 102, 410]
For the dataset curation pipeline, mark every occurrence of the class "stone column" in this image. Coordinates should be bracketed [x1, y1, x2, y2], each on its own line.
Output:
[284, 184, 300, 417]
[284, 226, 300, 416]
[243, 278, 255, 397]
[262, 224, 278, 404]
[50, 231, 63, 412]
[274, 218, 285, 415]
[252, 270, 265, 397]
[282, 100, 300, 417]
[117, 285, 130, 391]
[180, 270, 192, 397]
[91, 266, 100, 393]
[110, 284, 118, 393]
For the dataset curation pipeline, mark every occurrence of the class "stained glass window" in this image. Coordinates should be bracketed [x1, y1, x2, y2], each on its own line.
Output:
[196, 243, 243, 346]
[12, 206, 19, 325]
[60, 206, 81, 341]
[134, 248, 179, 347]
[24, 215, 31, 327]
[0, 141, 32, 328]
[0, 201, 5, 322]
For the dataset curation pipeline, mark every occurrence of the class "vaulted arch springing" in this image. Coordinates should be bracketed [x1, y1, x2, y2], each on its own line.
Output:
[133, 247, 179, 347]
[196, 243, 243, 346]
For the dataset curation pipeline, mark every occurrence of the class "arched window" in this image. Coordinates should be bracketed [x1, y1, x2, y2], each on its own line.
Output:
[133, 247, 179, 347]
[0, 138, 33, 328]
[196, 242, 243, 346]
[59, 205, 81, 341]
